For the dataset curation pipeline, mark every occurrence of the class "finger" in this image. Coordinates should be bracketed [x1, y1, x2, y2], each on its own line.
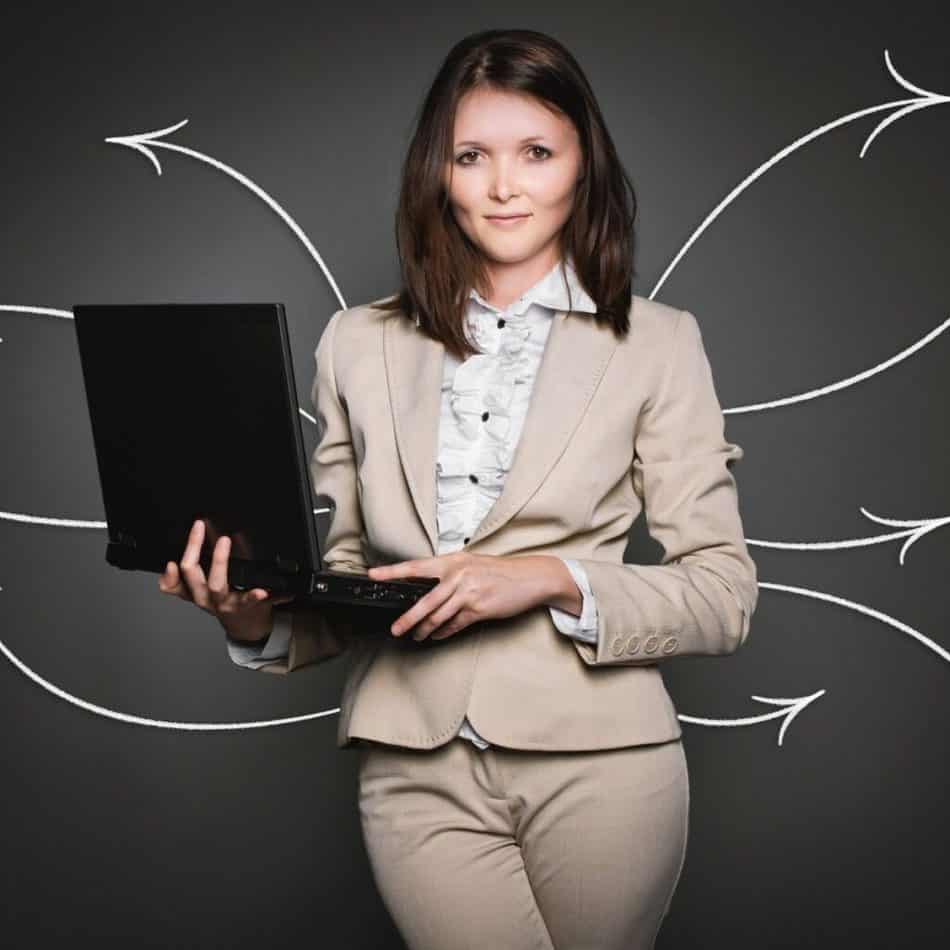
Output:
[181, 519, 211, 590]
[391, 577, 456, 637]
[237, 589, 295, 610]
[158, 560, 191, 600]
[158, 560, 176, 592]
[206, 536, 232, 608]
[232, 588, 263, 610]
[179, 560, 210, 610]
[179, 565, 211, 609]
[413, 593, 466, 641]
[369, 558, 439, 581]
[368, 561, 409, 580]
[181, 518, 205, 566]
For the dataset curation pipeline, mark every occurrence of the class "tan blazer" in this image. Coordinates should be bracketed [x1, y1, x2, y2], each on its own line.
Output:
[249, 293, 759, 752]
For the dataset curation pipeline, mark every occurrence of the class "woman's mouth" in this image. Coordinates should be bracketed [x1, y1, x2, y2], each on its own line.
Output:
[485, 214, 531, 227]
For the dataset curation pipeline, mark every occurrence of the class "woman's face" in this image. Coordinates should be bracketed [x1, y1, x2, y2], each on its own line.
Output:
[443, 87, 584, 276]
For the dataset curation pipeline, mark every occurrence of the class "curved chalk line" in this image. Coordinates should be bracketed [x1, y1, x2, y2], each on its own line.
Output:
[0, 585, 340, 732]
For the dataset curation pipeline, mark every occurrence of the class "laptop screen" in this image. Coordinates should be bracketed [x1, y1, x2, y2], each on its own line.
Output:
[71, 303, 319, 581]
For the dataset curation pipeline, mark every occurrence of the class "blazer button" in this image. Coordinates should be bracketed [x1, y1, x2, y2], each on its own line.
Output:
[644, 635, 659, 654]
[661, 636, 679, 654]
[625, 635, 640, 655]
[610, 636, 625, 656]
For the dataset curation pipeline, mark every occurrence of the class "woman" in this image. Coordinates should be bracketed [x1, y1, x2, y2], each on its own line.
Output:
[159, 28, 758, 950]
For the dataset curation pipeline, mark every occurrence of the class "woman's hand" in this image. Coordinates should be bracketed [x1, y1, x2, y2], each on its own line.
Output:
[159, 518, 296, 643]
[367, 552, 560, 642]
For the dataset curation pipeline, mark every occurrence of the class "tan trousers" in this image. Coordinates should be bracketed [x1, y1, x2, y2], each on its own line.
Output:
[357, 736, 689, 950]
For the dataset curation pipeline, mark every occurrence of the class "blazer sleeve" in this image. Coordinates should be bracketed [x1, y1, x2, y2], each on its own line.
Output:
[233, 308, 368, 675]
[572, 309, 759, 667]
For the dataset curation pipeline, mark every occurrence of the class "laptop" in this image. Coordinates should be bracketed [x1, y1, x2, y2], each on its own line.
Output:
[71, 302, 440, 631]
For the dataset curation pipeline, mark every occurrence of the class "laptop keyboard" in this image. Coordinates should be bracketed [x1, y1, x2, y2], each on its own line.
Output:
[355, 582, 415, 602]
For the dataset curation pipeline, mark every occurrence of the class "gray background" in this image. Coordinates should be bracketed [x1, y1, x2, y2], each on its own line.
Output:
[2, 1, 948, 946]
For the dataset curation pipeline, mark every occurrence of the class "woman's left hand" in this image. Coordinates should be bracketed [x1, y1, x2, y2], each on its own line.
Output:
[368, 553, 553, 642]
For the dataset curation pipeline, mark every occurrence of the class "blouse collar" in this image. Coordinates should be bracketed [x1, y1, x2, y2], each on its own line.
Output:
[467, 254, 597, 318]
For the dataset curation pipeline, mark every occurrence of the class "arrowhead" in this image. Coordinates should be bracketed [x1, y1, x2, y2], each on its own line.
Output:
[104, 118, 190, 175]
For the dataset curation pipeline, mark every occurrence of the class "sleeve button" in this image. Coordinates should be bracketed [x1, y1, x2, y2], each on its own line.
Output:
[661, 636, 679, 654]
[644, 635, 659, 653]
[625, 635, 641, 655]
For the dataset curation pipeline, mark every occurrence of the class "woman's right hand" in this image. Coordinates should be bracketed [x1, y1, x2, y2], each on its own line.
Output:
[158, 518, 296, 643]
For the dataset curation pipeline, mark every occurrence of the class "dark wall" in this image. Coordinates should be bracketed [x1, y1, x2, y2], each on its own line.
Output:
[1, 2, 947, 946]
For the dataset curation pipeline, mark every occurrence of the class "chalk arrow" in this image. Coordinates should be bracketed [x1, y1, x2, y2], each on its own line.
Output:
[650, 48, 950, 301]
[678, 689, 826, 747]
[748, 506, 950, 564]
[105, 118, 347, 311]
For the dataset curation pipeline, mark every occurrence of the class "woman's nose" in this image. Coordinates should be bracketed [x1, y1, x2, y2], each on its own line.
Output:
[489, 162, 519, 198]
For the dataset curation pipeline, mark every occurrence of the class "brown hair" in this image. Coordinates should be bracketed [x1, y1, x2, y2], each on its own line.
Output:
[371, 28, 638, 361]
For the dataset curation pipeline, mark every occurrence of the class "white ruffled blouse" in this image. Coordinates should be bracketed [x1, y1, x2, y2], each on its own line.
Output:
[228, 255, 601, 751]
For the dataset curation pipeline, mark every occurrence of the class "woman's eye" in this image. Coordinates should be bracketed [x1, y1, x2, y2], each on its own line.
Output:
[455, 146, 552, 165]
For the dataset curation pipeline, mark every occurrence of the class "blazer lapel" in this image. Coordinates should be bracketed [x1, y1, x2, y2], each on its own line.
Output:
[384, 315, 445, 555]
[383, 309, 619, 556]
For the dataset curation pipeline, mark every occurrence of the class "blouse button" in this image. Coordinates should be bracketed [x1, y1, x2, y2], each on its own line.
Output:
[481, 411, 489, 421]
[469, 474, 479, 483]
[497, 318, 505, 328]
[463, 536, 470, 544]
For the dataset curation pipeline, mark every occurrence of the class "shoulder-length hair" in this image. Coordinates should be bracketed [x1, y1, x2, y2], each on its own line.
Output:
[371, 28, 639, 361]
